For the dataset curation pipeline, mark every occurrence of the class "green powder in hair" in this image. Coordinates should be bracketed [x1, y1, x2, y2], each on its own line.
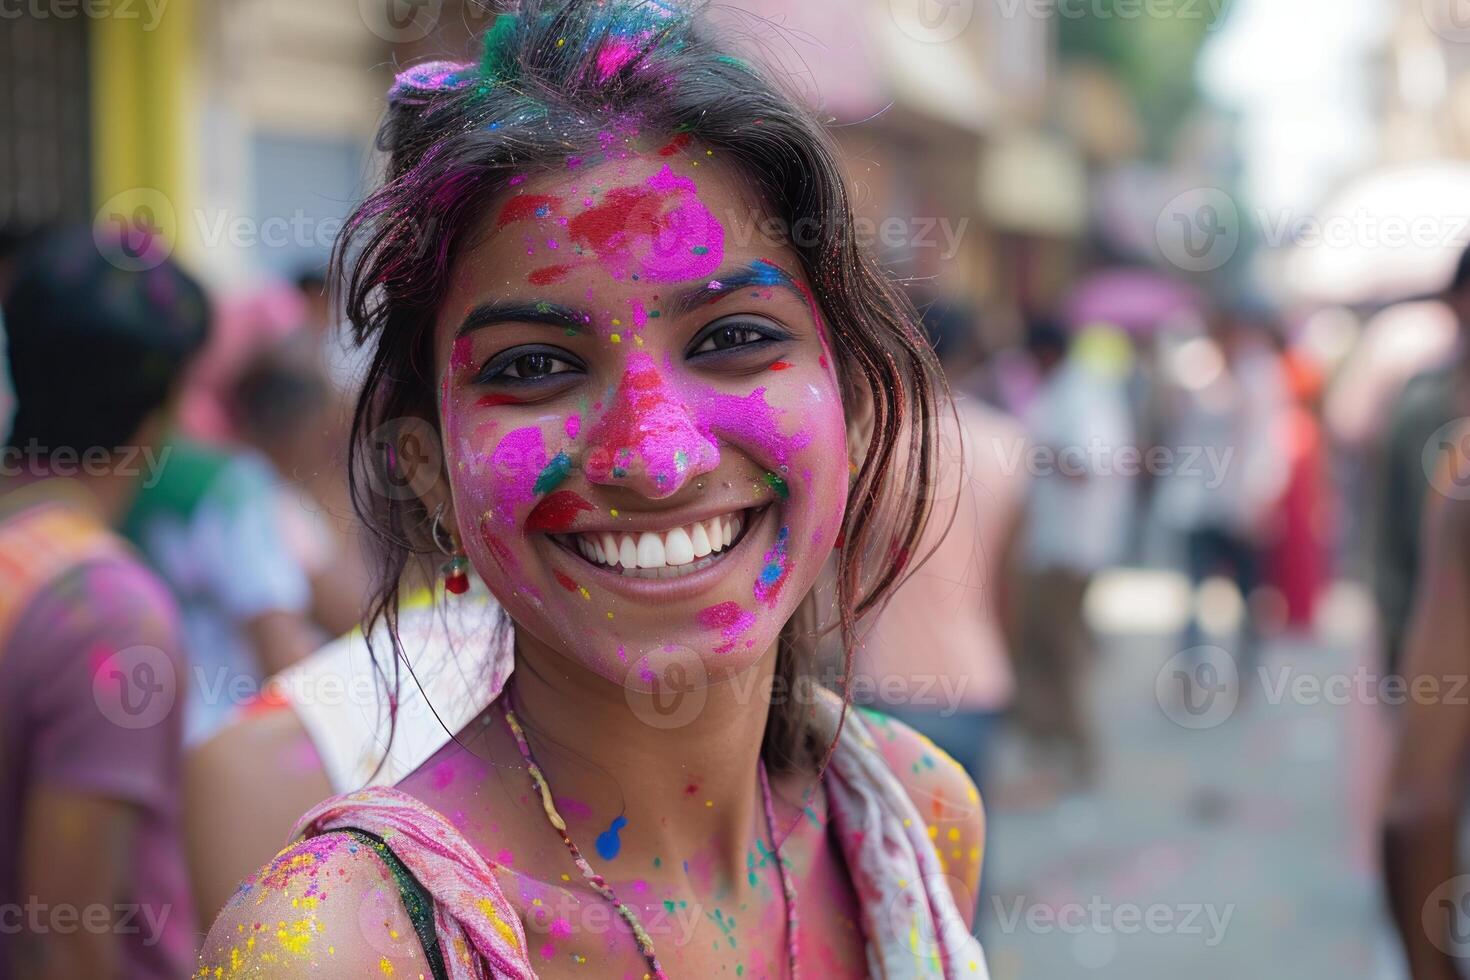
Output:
[480, 13, 521, 83]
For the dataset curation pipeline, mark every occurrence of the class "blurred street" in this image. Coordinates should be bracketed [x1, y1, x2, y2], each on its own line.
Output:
[984, 569, 1402, 979]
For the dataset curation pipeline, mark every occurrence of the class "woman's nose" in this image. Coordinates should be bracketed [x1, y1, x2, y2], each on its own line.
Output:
[582, 353, 720, 498]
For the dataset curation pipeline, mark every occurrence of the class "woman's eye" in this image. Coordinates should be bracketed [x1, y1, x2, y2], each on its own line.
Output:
[503, 352, 574, 379]
[691, 323, 774, 355]
[475, 348, 582, 387]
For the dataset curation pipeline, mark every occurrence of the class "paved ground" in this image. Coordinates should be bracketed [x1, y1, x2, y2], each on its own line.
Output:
[978, 571, 1406, 979]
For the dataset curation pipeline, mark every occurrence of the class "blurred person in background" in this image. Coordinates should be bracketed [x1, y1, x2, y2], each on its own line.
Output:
[1013, 319, 1136, 787]
[852, 305, 1029, 800]
[124, 288, 335, 746]
[1374, 245, 1470, 674]
[1153, 302, 1288, 677]
[0, 227, 208, 979]
[227, 343, 366, 639]
[1383, 417, 1470, 980]
[1265, 339, 1332, 631]
[184, 576, 504, 925]
[122, 419, 320, 745]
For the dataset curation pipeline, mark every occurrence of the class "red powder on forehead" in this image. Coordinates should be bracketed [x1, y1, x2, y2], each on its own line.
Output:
[658, 133, 693, 156]
[553, 569, 580, 592]
[526, 489, 595, 532]
[497, 194, 563, 227]
[528, 264, 572, 285]
[567, 185, 665, 254]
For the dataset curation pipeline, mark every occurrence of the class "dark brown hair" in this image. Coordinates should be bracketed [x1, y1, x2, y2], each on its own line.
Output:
[335, 0, 945, 773]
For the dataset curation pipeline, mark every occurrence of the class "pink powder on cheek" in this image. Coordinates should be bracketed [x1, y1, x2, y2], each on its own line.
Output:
[565, 413, 581, 439]
[695, 384, 810, 469]
[488, 426, 548, 527]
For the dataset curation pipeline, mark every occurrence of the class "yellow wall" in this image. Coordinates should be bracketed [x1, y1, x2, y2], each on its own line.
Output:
[90, 0, 196, 260]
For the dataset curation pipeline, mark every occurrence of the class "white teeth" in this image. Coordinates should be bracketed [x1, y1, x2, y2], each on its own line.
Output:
[665, 527, 695, 565]
[566, 509, 755, 575]
[636, 532, 666, 568]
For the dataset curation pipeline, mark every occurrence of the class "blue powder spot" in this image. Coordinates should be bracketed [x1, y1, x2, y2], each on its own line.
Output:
[749, 259, 786, 286]
[533, 452, 573, 495]
[596, 816, 627, 860]
[535, 204, 551, 218]
[691, 245, 709, 255]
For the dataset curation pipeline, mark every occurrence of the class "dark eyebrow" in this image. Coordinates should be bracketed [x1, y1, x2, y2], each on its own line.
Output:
[667, 259, 806, 318]
[456, 301, 590, 337]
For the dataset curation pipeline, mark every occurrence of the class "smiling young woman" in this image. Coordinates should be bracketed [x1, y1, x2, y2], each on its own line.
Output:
[197, 3, 990, 977]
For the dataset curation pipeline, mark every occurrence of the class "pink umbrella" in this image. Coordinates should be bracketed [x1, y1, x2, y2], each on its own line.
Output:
[1063, 267, 1202, 334]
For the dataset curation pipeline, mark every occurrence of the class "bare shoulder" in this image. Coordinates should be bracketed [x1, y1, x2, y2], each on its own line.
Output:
[196, 830, 432, 978]
[856, 708, 986, 925]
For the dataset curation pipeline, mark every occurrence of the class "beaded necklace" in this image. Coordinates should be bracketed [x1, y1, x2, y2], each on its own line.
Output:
[502, 703, 800, 978]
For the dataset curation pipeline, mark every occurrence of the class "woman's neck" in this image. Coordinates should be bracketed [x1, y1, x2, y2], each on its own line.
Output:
[504, 631, 788, 889]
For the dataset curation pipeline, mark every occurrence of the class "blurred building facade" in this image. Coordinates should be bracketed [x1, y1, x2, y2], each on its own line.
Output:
[0, 0, 1097, 336]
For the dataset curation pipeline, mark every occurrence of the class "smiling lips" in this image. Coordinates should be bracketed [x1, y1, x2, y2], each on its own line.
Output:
[552, 508, 754, 579]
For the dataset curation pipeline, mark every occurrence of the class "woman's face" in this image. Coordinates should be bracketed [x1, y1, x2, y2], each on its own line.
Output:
[433, 149, 848, 689]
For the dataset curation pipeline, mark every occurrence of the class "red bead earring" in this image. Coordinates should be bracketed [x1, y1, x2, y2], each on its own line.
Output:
[432, 504, 470, 596]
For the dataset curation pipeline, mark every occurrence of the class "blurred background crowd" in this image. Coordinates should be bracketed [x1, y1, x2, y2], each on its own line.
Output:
[4, 0, 1470, 977]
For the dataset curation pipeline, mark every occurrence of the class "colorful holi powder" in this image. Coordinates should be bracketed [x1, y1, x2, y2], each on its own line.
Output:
[532, 451, 573, 495]
[696, 600, 756, 654]
[658, 133, 693, 156]
[389, 60, 474, 100]
[754, 525, 791, 605]
[768, 360, 793, 371]
[477, 393, 527, 407]
[564, 164, 724, 283]
[553, 569, 580, 593]
[488, 426, 547, 527]
[565, 413, 581, 439]
[528, 264, 571, 285]
[595, 35, 644, 80]
[747, 258, 788, 286]
[763, 471, 790, 499]
[497, 194, 562, 228]
[582, 351, 719, 491]
[595, 815, 627, 860]
[696, 384, 806, 469]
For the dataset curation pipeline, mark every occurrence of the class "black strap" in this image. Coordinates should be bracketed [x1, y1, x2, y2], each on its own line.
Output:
[337, 828, 449, 980]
